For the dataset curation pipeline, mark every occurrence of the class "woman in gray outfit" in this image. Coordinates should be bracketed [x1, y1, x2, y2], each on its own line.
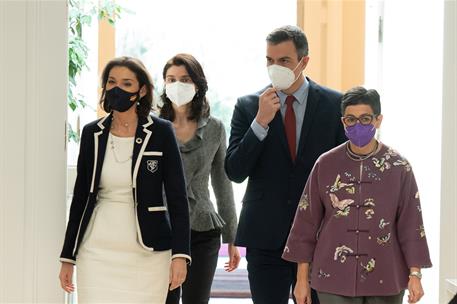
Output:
[161, 53, 240, 304]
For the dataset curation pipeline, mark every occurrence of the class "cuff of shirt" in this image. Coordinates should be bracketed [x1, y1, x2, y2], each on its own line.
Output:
[60, 258, 76, 265]
[250, 119, 269, 141]
[172, 254, 192, 265]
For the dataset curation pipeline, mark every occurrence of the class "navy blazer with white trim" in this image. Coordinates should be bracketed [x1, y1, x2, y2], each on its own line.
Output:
[60, 113, 190, 263]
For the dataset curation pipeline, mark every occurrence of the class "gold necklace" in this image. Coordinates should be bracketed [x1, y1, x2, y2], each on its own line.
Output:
[111, 117, 137, 131]
[109, 134, 133, 164]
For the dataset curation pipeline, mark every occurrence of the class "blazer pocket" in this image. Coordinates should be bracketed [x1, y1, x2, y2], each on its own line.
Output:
[148, 206, 167, 212]
[143, 151, 163, 156]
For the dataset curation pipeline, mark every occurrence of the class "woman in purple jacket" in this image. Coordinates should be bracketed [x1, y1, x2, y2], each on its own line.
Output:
[282, 87, 431, 304]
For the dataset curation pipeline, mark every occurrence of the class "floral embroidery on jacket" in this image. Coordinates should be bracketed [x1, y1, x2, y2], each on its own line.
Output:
[330, 193, 354, 210]
[365, 209, 375, 219]
[361, 258, 376, 273]
[393, 158, 411, 171]
[360, 258, 376, 281]
[330, 193, 354, 218]
[344, 171, 357, 182]
[330, 174, 354, 193]
[346, 187, 355, 194]
[372, 157, 391, 172]
[298, 194, 309, 211]
[363, 199, 375, 219]
[318, 269, 331, 278]
[384, 148, 399, 158]
[418, 225, 426, 238]
[335, 208, 351, 217]
[334, 245, 354, 263]
[377, 233, 391, 245]
[364, 198, 375, 207]
[379, 218, 390, 229]
[365, 165, 381, 181]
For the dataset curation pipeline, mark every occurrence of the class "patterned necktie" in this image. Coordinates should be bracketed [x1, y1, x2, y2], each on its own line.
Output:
[284, 95, 296, 161]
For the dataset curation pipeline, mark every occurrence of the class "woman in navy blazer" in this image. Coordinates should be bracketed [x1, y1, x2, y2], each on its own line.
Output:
[59, 57, 190, 303]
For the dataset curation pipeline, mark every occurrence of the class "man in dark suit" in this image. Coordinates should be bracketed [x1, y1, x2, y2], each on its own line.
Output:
[225, 25, 346, 304]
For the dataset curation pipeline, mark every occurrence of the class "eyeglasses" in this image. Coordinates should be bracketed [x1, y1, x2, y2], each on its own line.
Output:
[342, 114, 377, 127]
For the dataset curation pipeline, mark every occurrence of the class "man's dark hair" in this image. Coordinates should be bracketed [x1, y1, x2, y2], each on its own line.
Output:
[341, 86, 381, 115]
[266, 25, 309, 58]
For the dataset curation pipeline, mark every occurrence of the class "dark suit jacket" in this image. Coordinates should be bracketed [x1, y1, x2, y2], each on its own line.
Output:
[225, 79, 346, 250]
[60, 114, 190, 263]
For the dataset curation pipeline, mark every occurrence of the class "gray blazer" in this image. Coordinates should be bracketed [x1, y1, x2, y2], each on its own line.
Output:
[179, 116, 237, 243]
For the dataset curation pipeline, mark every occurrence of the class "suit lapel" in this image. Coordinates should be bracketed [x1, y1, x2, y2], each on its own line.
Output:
[90, 114, 111, 193]
[131, 115, 154, 189]
[297, 80, 319, 159]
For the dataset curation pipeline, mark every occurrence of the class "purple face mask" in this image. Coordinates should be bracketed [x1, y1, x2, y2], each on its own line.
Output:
[345, 123, 376, 147]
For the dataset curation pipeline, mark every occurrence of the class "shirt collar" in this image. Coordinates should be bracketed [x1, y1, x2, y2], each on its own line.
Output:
[178, 116, 209, 152]
[277, 77, 309, 105]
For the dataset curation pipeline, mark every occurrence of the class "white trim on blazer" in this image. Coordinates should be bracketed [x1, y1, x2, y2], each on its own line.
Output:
[143, 151, 163, 156]
[132, 115, 153, 188]
[72, 115, 109, 256]
[148, 206, 167, 212]
[132, 116, 156, 252]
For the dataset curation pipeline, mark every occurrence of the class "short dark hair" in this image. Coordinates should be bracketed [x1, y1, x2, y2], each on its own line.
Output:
[99, 56, 154, 117]
[266, 25, 309, 58]
[160, 53, 210, 122]
[341, 86, 381, 115]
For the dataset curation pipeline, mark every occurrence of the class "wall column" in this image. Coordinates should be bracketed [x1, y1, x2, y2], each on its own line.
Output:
[440, 1, 457, 302]
[297, 0, 365, 91]
[0, 1, 67, 302]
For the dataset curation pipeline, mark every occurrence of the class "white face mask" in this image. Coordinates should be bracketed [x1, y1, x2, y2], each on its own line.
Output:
[165, 81, 196, 107]
[267, 60, 303, 90]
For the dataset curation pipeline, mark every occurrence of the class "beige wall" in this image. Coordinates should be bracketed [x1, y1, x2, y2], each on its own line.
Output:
[297, 0, 365, 92]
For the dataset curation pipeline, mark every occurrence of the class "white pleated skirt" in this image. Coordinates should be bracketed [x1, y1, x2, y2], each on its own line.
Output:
[76, 199, 171, 304]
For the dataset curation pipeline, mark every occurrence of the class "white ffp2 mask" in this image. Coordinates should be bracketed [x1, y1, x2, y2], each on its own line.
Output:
[267, 60, 302, 90]
[165, 82, 196, 107]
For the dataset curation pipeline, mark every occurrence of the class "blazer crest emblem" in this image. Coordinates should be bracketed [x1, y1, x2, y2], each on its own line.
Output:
[146, 160, 158, 173]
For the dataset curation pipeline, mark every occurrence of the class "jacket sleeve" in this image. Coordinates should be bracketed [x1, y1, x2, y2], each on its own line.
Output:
[282, 160, 324, 263]
[336, 116, 347, 145]
[225, 97, 267, 183]
[211, 121, 237, 243]
[396, 165, 432, 269]
[162, 121, 191, 262]
[60, 125, 91, 263]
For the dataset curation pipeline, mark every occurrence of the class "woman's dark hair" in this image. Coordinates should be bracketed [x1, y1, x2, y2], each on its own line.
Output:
[159, 53, 210, 121]
[341, 86, 381, 116]
[99, 56, 154, 117]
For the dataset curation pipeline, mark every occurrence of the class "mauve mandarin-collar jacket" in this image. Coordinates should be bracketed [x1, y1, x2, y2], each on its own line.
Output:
[282, 142, 432, 297]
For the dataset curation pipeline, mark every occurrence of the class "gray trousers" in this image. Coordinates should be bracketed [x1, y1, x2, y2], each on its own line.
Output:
[317, 290, 404, 304]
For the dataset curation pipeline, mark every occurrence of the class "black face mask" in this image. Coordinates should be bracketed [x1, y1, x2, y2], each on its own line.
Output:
[105, 86, 139, 112]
